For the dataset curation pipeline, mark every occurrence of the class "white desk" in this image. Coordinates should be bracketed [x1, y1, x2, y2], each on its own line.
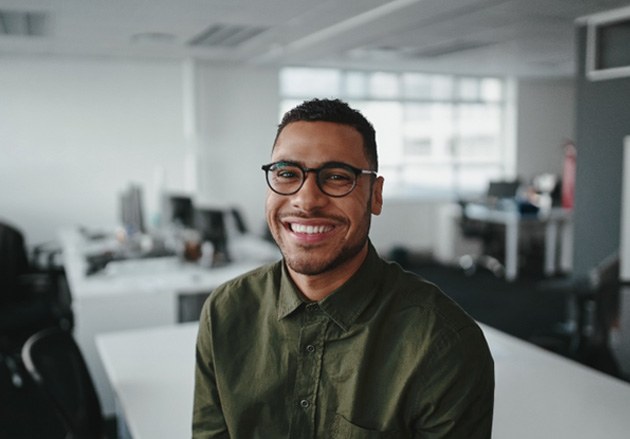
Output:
[464, 204, 573, 281]
[97, 323, 630, 439]
[60, 228, 280, 416]
[97, 324, 198, 439]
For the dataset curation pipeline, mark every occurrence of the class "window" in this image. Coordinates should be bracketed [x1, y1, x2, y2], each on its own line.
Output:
[279, 67, 514, 199]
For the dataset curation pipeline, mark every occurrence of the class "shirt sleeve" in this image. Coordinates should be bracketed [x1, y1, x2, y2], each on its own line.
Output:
[192, 298, 230, 439]
[413, 324, 495, 438]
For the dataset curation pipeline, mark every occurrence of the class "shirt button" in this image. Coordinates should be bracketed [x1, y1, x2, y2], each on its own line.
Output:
[300, 399, 310, 408]
[306, 344, 315, 353]
[305, 303, 318, 312]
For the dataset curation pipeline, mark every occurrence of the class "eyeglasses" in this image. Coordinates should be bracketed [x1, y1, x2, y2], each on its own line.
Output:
[261, 161, 377, 197]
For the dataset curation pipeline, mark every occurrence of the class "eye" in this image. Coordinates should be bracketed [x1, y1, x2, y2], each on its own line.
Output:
[321, 168, 354, 185]
[272, 164, 301, 181]
[276, 169, 296, 178]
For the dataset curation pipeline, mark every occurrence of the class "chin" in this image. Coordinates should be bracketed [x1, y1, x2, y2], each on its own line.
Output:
[284, 240, 367, 277]
[283, 252, 333, 276]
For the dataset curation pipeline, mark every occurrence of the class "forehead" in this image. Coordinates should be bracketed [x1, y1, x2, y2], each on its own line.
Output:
[273, 121, 367, 165]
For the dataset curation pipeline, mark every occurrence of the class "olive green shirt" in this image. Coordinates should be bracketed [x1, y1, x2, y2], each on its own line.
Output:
[193, 243, 494, 438]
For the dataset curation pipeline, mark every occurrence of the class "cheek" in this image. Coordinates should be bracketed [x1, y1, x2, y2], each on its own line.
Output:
[265, 193, 284, 222]
[264, 195, 275, 218]
[343, 197, 372, 226]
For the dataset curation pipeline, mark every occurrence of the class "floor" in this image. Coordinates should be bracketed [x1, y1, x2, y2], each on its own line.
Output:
[397, 251, 627, 381]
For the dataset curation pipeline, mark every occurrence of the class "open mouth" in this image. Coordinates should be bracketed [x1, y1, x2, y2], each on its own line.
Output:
[289, 223, 334, 235]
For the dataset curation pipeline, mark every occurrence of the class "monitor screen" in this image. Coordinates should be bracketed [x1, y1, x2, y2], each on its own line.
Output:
[487, 181, 520, 199]
[193, 208, 229, 260]
[166, 195, 194, 228]
[120, 184, 145, 235]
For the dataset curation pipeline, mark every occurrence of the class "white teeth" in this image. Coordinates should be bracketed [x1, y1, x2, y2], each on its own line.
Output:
[291, 224, 332, 234]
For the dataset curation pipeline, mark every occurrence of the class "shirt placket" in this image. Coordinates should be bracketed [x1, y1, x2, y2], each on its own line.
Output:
[288, 303, 328, 439]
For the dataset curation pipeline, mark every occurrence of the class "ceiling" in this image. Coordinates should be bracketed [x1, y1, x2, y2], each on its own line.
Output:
[1, 0, 629, 78]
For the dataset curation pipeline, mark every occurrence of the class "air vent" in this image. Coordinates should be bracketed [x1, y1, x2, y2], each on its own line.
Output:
[188, 23, 267, 48]
[0, 10, 47, 37]
[409, 41, 495, 58]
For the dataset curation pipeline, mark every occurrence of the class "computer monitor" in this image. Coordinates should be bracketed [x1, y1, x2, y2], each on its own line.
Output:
[193, 208, 230, 263]
[119, 184, 145, 235]
[166, 195, 194, 228]
[487, 180, 520, 199]
[229, 208, 248, 234]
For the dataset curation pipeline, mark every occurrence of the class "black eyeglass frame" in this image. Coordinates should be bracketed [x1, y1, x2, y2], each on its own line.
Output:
[261, 161, 377, 197]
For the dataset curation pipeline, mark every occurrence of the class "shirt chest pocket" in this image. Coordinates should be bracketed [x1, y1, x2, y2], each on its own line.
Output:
[331, 414, 402, 439]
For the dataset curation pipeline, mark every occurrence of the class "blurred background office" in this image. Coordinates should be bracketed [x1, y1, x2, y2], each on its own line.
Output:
[3, 1, 630, 437]
[0, 0, 593, 248]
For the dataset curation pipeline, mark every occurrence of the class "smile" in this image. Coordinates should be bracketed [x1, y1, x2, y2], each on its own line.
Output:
[289, 223, 334, 234]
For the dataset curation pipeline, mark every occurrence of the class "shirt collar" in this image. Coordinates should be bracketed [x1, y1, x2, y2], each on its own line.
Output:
[277, 265, 304, 320]
[276, 241, 384, 332]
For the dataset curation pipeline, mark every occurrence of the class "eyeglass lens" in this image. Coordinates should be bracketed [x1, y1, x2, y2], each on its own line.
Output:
[266, 163, 357, 196]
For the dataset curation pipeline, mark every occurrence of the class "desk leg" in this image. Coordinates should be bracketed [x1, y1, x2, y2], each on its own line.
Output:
[545, 221, 559, 276]
[609, 286, 630, 378]
[560, 220, 573, 273]
[505, 219, 519, 281]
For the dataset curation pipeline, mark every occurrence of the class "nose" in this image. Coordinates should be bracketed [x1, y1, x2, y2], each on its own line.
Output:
[291, 171, 328, 211]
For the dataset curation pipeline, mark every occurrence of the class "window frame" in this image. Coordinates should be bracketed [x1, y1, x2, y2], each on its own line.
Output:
[279, 67, 516, 200]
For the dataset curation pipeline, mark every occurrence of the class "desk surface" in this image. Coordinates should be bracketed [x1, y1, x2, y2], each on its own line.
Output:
[97, 324, 197, 439]
[60, 229, 281, 299]
[97, 323, 630, 439]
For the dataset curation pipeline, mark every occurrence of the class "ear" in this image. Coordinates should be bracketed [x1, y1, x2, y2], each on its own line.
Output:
[370, 176, 384, 215]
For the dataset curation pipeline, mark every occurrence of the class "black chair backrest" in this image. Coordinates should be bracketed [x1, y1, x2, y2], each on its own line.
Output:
[0, 221, 30, 302]
[0, 221, 74, 342]
[21, 327, 104, 439]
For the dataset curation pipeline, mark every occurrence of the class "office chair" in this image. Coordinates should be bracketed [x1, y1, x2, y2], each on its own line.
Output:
[21, 327, 106, 439]
[572, 253, 621, 376]
[1, 221, 74, 394]
[0, 222, 73, 333]
[533, 252, 622, 377]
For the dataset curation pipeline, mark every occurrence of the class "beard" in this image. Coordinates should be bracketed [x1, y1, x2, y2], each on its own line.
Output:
[277, 208, 372, 276]
[283, 235, 367, 276]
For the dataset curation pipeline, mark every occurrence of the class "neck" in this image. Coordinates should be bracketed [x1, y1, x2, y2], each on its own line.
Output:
[288, 244, 369, 302]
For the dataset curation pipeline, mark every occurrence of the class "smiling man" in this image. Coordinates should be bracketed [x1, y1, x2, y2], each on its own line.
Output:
[193, 99, 494, 438]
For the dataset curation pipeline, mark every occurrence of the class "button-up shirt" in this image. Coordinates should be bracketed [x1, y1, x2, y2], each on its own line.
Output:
[193, 242, 494, 438]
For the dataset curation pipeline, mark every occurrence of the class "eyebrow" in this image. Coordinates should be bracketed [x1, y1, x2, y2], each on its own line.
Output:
[271, 159, 367, 170]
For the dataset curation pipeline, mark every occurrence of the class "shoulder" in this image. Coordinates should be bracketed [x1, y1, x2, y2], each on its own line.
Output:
[198, 261, 283, 340]
[208, 260, 282, 311]
[378, 260, 487, 350]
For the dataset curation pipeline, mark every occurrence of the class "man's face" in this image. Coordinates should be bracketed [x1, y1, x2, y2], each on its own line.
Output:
[265, 121, 384, 276]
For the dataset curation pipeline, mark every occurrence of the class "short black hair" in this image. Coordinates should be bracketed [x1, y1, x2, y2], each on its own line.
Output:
[274, 98, 379, 171]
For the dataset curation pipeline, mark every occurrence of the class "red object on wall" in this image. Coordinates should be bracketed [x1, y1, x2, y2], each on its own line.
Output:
[562, 142, 577, 209]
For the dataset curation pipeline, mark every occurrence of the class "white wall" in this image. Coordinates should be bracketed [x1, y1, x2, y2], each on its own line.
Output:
[0, 56, 188, 245]
[192, 62, 279, 236]
[0, 56, 575, 259]
[370, 197, 448, 257]
[516, 78, 576, 182]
